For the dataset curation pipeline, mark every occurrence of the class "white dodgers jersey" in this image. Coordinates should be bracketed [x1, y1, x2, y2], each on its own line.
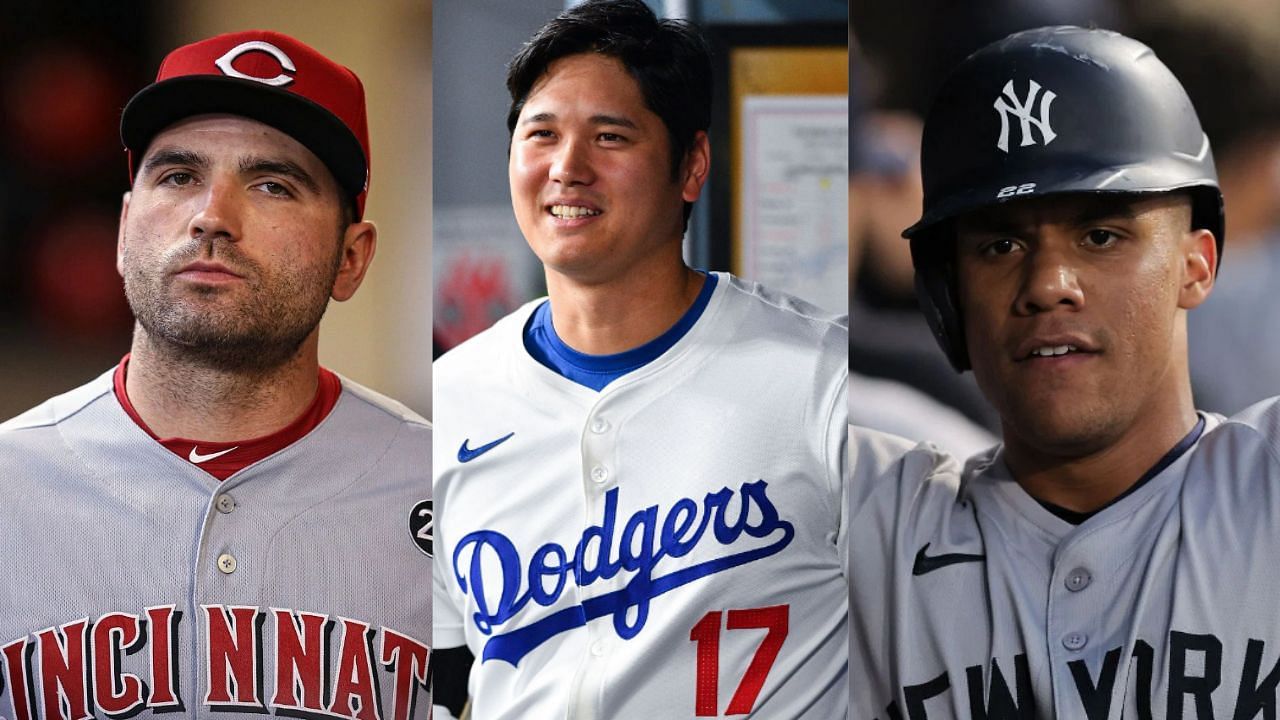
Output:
[0, 370, 432, 720]
[850, 397, 1280, 719]
[433, 273, 848, 719]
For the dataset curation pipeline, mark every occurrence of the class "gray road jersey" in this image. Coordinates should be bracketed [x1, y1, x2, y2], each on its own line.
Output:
[851, 398, 1280, 719]
[0, 368, 431, 720]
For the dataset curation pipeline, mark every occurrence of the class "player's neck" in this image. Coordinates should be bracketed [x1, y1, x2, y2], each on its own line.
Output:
[124, 326, 322, 442]
[545, 259, 704, 356]
[1002, 383, 1199, 514]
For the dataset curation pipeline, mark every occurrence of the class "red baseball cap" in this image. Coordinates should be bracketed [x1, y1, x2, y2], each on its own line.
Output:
[120, 30, 371, 218]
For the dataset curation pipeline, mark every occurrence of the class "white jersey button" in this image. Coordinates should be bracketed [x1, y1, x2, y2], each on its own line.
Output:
[1062, 632, 1087, 651]
[215, 494, 237, 514]
[217, 553, 238, 574]
[590, 465, 609, 483]
[590, 418, 610, 434]
[1065, 568, 1091, 592]
[590, 641, 605, 657]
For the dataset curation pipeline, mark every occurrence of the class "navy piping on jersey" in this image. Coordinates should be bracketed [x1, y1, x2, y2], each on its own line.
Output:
[1038, 414, 1207, 525]
[523, 272, 718, 391]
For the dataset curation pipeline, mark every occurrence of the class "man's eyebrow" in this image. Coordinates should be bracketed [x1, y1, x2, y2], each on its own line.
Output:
[1069, 203, 1138, 226]
[956, 214, 1023, 235]
[520, 112, 555, 125]
[960, 203, 1141, 235]
[239, 156, 321, 195]
[518, 112, 639, 130]
[141, 149, 209, 177]
[590, 114, 638, 130]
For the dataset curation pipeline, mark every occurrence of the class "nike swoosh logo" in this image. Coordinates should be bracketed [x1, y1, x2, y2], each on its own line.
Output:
[189, 446, 239, 464]
[458, 433, 515, 463]
[912, 542, 985, 576]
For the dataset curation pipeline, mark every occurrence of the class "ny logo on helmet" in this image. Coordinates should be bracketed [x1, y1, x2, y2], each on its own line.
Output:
[993, 79, 1056, 153]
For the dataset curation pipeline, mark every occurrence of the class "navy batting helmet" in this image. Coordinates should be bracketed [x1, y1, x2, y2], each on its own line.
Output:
[904, 26, 1224, 371]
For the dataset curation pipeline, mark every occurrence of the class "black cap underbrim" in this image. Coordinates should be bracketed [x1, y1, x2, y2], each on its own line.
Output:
[120, 75, 366, 208]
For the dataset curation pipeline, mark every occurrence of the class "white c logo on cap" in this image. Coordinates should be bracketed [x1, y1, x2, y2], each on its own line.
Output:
[214, 41, 296, 87]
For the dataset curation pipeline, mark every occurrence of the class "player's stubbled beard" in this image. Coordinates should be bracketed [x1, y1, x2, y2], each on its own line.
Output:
[121, 230, 344, 373]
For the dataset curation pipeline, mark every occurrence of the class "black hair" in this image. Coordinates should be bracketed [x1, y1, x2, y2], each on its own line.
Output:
[506, 0, 712, 228]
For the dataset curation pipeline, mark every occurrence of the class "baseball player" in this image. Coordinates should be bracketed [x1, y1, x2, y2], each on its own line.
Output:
[0, 31, 430, 719]
[850, 25, 1280, 718]
[432, 1, 848, 718]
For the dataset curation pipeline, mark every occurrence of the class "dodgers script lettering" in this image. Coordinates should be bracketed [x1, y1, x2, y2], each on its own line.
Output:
[453, 480, 795, 665]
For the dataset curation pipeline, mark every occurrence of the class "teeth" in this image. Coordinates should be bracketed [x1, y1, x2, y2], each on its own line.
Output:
[550, 204, 601, 218]
[1031, 344, 1079, 357]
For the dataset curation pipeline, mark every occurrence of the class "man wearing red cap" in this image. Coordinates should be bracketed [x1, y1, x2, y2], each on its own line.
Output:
[0, 31, 430, 720]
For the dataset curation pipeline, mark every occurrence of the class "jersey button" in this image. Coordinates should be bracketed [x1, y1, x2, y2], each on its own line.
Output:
[215, 494, 237, 514]
[1062, 632, 1087, 651]
[590, 418, 610, 434]
[217, 553, 238, 574]
[590, 465, 609, 483]
[590, 641, 605, 657]
[1065, 568, 1091, 592]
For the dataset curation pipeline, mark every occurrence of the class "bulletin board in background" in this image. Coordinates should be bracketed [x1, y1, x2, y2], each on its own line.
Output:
[707, 33, 848, 315]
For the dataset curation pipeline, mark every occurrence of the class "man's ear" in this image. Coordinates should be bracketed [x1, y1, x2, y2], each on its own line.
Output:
[116, 192, 131, 278]
[332, 221, 378, 302]
[680, 131, 711, 203]
[1177, 227, 1216, 310]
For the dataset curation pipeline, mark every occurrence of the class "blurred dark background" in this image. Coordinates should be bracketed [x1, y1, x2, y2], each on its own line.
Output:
[0, 0, 433, 420]
[0, 1, 151, 419]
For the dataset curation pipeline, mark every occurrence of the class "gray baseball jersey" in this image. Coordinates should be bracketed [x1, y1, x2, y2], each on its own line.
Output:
[434, 273, 848, 719]
[850, 397, 1280, 719]
[0, 369, 431, 720]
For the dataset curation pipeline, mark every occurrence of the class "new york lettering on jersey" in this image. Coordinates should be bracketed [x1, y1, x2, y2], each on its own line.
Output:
[851, 404, 1280, 719]
[874, 633, 1280, 720]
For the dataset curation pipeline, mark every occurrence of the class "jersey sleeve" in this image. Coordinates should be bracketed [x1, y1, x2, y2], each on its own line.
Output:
[433, 504, 467, 650]
[1231, 395, 1280, 458]
[831, 372, 850, 578]
[848, 426, 954, 524]
[433, 568, 466, 654]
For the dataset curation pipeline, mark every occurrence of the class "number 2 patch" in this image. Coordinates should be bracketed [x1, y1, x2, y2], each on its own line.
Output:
[410, 500, 433, 557]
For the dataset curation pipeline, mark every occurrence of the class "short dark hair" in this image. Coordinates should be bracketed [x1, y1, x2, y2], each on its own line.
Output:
[506, 0, 712, 226]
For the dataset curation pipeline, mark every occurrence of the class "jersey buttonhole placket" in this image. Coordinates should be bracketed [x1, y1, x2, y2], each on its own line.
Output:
[1047, 549, 1096, 703]
[205, 483, 247, 581]
[582, 407, 616, 491]
[574, 404, 618, 718]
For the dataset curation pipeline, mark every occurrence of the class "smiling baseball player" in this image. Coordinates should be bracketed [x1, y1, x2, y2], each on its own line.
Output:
[432, 1, 848, 718]
[849, 25, 1280, 718]
[0, 31, 430, 719]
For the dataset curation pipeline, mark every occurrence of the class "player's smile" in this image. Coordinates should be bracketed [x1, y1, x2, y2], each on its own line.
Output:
[1012, 331, 1101, 370]
[545, 199, 603, 227]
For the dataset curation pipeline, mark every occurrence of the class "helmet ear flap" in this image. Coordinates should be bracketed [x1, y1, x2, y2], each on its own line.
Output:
[910, 234, 970, 372]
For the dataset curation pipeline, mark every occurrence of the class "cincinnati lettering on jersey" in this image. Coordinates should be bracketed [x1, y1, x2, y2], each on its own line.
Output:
[0, 605, 429, 720]
[877, 631, 1280, 720]
[453, 480, 795, 666]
